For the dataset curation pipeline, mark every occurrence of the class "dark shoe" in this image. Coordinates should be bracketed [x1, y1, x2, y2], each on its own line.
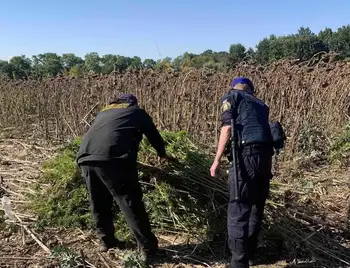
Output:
[99, 239, 127, 252]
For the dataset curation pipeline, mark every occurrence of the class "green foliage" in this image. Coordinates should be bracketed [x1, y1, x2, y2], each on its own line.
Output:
[330, 122, 350, 165]
[101, 54, 118, 74]
[61, 53, 84, 71]
[121, 251, 147, 268]
[154, 57, 173, 70]
[68, 65, 84, 77]
[329, 25, 350, 58]
[32, 53, 63, 77]
[84, 52, 102, 74]
[30, 137, 92, 228]
[229, 43, 246, 65]
[29, 131, 227, 241]
[9, 55, 32, 79]
[50, 246, 82, 268]
[256, 27, 329, 63]
[3, 24, 350, 79]
[128, 56, 143, 70]
[256, 37, 271, 62]
[143, 59, 156, 69]
[0, 60, 12, 78]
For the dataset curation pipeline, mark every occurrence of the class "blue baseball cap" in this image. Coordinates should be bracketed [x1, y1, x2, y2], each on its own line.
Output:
[111, 93, 138, 106]
[231, 77, 254, 93]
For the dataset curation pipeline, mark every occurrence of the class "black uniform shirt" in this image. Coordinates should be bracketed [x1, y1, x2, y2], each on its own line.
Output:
[77, 104, 166, 164]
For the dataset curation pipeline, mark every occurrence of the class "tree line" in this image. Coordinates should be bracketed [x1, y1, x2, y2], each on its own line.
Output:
[1, 25, 350, 80]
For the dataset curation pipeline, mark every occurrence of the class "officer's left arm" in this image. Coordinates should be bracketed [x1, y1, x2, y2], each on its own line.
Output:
[210, 95, 234, 177]
[214, 95, 235, 161]
[213, 125, 231, 163]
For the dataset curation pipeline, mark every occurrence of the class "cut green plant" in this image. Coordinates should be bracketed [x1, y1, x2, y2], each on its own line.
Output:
[28, 131, 350, 268]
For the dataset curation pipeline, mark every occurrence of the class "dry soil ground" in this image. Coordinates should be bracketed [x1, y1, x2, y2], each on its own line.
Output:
[0, 137, 348, 268]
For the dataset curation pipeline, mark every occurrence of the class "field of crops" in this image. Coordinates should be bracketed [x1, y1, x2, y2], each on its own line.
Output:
[0, 55, 349, 156]
[0, 55, 349, 268]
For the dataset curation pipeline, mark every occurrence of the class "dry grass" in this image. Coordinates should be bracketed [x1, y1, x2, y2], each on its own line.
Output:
[0, 55, 349, 160]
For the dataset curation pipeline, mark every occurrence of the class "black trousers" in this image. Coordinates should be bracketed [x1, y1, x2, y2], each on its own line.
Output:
[227, 145, 272, 268]
[79, 160, 158, 251]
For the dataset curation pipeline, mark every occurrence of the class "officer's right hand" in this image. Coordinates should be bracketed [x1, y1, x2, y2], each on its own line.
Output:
[210, 160, 220, 177]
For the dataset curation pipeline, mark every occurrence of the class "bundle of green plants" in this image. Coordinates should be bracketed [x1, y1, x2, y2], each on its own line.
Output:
[29, 130, 350, 267]
[29, 131, 228, 240]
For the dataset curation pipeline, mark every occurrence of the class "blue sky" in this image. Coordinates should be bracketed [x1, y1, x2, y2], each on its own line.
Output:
[1, 0, 350, 61]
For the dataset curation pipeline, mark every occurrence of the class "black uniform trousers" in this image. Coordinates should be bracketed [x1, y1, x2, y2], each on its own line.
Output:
[227, 145, 272, 268]
[79, 160, 158, 251]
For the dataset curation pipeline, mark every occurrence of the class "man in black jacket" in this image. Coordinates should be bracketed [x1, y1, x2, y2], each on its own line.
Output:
[77, 94, 168, 259]
[210, 78, 274, 268]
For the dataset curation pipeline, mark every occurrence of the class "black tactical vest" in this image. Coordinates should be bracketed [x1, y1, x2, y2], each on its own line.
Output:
[223, 89, 273, 146]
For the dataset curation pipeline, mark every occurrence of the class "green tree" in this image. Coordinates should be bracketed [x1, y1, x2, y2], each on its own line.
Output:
[143, 58, 156, 69]
[32, 53, 62, 77]
[297, 26, 314, 37]
[180, 52, 196, 68]
[201, 49, 214, 56]
[115, 56, 132, 72]
[101, 54, 118, 74]
[61, 53, 84, 71]
[318, 27, 334, 45]
[331, 25, 350, 58]
[84, 52, 101, 74]
[203, 61, 219, 70]
[191, 55, 213, 69]
[255, 29, 328, 62]
[213, 51, 230, 70]
[128, 56, 142, 69]
[0, 60, 12, 78]
[154, 57, 173, 70]
[229, 43, 246, 65]
[268, 35, 286, 61]
[9, 55, 32, 79]
[69, 65, 84, 77]
[294, 28, 328, 60]
[172, 56, 183, 70]
[245, 48, 255, 59]
[255, 37, 271, 62]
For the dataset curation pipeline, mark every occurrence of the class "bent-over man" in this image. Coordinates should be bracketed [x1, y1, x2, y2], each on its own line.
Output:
[77, 93, 168, 261]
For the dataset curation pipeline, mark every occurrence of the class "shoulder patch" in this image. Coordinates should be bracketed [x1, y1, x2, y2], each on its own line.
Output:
[221, 99, 231, 112]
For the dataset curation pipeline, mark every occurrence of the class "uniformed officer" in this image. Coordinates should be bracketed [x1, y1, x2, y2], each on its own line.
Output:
[210, 77, 274, 268]
[76, 93, 168, 261]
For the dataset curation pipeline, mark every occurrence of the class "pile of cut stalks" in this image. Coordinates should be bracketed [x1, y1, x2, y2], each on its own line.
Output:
[29, 131, 350, 268]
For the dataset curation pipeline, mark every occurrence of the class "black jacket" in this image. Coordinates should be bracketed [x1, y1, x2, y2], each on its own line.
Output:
[77, 105, 166, 164]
